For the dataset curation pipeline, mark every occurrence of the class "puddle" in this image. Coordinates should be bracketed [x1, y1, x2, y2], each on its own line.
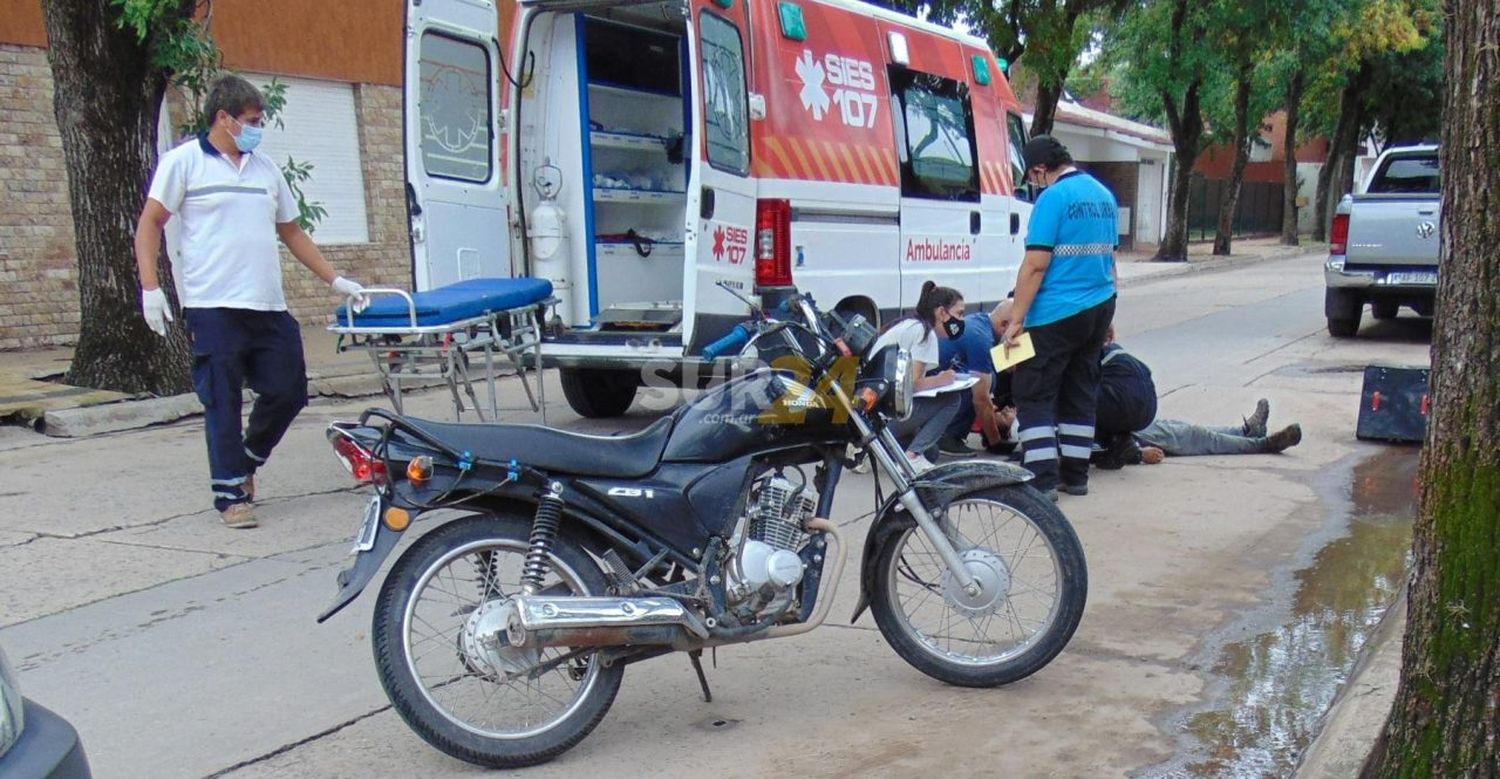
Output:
[1149, 447, 1420, 778]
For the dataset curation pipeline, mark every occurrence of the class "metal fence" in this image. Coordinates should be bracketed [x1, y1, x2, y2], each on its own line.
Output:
[1186, 176, 1284, 241]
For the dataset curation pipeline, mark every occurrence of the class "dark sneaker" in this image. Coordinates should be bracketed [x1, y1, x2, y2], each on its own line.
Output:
[245, 474, 256, 503]
[938, 436, 978, 458]
[1263, 423, 1303, 453]
[1040, 488, 1059, 503]
[1091, 434, 1141, 470]
[1060, 482, 1089, 496]
[1243, 398, 1271, 438]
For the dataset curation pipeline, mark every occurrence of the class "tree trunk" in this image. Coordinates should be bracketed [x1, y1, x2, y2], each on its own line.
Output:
[1312, 65, 1370, 242]
[1280, 71, 1304, 246]
[1156, 81, 1204, 262]
[1030, 79, 1065, 138]
[1362, 0, 1500, 774]
[1212, 65, 1254, 256]
[42, 0, 194, 395]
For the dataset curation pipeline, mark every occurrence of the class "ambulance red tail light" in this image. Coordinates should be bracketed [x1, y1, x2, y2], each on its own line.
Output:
[1330, 213, 1349, 256]
[755, 198, 794, 288]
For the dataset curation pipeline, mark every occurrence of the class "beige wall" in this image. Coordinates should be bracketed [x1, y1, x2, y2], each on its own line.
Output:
[0, 42, 412, 349]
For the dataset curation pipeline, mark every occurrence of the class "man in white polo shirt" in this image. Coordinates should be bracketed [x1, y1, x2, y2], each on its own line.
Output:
[134, 74, 369, 529]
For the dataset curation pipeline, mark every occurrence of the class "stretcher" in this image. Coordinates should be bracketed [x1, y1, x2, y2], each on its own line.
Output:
[330, 277, 555, 423]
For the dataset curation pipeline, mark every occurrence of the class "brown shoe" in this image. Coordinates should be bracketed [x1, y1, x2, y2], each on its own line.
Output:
[220, 503, 258, 529]
[1263, 423, 1303, 453]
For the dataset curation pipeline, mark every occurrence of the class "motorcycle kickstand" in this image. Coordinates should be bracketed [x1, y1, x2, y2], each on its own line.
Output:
[688, 649, 713, 703]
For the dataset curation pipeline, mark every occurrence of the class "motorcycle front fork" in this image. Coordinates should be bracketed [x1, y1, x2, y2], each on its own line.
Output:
[857, 420, 981, 597]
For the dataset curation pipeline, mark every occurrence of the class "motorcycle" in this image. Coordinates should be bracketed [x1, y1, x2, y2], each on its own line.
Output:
[317, 288, 1087, 768]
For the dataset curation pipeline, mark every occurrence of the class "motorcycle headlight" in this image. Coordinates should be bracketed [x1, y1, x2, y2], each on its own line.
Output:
[0, 647, 24, 758]
[857, 345, 914, 421]
[890, 348, 913, 420]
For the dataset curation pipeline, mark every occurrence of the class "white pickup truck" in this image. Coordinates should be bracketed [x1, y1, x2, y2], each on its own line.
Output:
[1324, 144, 1440, 337]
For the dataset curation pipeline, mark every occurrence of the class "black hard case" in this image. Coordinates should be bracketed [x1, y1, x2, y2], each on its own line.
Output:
[1356, 364, 1431, 444]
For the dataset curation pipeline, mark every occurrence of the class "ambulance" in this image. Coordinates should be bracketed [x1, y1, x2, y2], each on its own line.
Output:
[404, 0, 1034, 416]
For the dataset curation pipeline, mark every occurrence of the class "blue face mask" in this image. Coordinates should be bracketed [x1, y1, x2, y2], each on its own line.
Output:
[232, 117, 263, 152]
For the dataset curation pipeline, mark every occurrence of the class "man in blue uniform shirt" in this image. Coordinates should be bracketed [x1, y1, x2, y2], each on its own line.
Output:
[1001, 135, 1118, 499]
[936, 303, 1016, 457]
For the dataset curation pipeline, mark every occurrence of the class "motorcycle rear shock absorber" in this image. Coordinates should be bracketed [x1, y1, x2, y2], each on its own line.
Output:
[521, 482, 565, 594]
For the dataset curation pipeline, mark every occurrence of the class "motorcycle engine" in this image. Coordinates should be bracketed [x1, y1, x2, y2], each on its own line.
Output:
[726, 472, 817, 613]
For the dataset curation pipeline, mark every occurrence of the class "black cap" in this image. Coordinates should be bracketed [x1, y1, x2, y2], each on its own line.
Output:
[1022, 134, 1070, 170]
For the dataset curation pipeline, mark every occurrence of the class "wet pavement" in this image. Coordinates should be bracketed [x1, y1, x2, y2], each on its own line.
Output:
[1149, 447, 1421, 777]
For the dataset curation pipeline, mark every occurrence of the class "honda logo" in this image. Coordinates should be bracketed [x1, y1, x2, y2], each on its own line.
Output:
[1416, 221, 1436, 239]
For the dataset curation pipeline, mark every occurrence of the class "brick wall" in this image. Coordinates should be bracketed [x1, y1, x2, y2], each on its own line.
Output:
[0, 45, 411, 349]
[0, 44, 80, 349]
[1077, 161, 1140, 252]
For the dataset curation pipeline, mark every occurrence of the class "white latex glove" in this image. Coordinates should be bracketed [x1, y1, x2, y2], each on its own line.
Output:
[141, 287, 172, 337]
[331, 276, 370, 313]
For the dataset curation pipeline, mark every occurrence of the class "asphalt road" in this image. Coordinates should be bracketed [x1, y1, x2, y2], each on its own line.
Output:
[0, 252, 1433, 778]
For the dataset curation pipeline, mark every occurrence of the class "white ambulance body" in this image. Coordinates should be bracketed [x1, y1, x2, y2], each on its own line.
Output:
[404, 0, 1033, 416]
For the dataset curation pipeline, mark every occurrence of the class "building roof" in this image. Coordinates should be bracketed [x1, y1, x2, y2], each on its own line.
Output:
[1048, 101, 1172, 148]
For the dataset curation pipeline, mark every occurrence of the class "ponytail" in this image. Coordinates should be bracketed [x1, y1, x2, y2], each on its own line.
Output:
[914, 280, 962, 336]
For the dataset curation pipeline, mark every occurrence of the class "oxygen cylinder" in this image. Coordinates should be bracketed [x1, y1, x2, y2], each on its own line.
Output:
[529, 198, 573, 323]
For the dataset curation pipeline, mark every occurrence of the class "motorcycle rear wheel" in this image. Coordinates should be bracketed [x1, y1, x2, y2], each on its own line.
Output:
[371, 512, 623, 768]
[870, 484, 1087, 687]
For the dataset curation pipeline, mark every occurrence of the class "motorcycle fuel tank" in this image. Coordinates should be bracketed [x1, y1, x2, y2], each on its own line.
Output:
[662, 369, 848, 464]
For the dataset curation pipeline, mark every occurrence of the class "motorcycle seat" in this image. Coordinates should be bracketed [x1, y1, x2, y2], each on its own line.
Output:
[400, 416, 674, 479]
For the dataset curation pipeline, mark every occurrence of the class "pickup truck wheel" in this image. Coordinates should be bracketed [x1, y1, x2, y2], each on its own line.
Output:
[559, 368, 639, 418]
[1372, 301, 1400, 320]
[1325, 289, 1362, 338]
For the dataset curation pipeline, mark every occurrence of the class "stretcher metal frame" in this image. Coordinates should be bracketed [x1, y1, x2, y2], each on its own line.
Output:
[329, 288, 552, 424]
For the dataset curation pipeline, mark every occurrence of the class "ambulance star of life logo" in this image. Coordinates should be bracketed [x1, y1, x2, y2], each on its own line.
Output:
[795, 50, 831, 120]
[712, 225, 726, 261]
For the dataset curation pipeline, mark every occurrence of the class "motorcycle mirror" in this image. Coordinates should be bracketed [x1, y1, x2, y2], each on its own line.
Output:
[716, 280, 765, 319]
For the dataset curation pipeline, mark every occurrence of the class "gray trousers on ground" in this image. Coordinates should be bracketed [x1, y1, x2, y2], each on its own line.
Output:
[1133, 420, 1263, 456]
[892, 394, 960, 460]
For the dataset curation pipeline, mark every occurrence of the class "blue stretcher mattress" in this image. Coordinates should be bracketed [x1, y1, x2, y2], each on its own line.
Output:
[336, 277, 553, 328]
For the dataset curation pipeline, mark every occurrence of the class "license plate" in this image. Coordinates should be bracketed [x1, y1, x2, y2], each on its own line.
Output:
[1385, 271, 1437, 285]
[351, 496, 381, 554]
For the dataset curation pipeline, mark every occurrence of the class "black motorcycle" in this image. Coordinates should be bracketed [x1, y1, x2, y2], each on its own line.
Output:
[318, 291, 1087, 768]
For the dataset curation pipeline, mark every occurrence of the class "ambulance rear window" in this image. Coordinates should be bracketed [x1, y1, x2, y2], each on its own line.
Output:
[699, 13, 750, 175]
[417, 33, 493, 183]
[891, 70, 979, 201]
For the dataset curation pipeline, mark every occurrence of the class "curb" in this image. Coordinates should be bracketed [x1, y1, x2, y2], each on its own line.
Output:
[1118, 243, 1323, 289]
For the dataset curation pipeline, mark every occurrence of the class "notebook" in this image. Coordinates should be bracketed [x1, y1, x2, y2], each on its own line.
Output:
[990, 332, 1036, 371]
[914, 374, 980, 399]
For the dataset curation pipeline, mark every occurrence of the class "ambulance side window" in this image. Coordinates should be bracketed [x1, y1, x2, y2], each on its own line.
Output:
[699, 13, 750, 175]
[890, 69, 979, 202]
[1007, 113, 1029, 199]
[418, 33, 493, 183]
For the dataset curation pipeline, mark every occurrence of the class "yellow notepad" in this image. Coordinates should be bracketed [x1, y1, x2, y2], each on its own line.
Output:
[991, 332, 1036, 371]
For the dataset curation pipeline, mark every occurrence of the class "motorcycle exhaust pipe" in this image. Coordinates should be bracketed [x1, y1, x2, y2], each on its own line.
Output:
[506, 595, 710, 650]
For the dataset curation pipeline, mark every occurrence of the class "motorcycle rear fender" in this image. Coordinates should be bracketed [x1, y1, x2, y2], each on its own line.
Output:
[849, 459, 1032, 624]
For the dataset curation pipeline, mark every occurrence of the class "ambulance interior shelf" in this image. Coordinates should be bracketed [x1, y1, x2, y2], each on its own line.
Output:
[578, 15, 689, 323]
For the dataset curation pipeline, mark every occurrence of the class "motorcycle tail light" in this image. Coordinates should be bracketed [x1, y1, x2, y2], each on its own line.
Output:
[330, 434, 387, 485]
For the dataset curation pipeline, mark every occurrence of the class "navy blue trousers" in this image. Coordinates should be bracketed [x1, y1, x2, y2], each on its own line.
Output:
[1013, 297, 1115, 491]
[184, 308, 307, 511]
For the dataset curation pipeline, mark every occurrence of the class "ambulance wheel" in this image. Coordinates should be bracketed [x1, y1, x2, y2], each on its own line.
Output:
[560, 368, 639, 418]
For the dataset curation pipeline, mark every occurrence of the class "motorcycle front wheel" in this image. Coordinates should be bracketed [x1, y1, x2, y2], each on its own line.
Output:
[870, 484, 1087, 687]
[371, 512, 623, 768]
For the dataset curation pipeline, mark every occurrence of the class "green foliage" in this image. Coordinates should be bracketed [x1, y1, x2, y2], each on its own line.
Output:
[280, 157, 328, 232]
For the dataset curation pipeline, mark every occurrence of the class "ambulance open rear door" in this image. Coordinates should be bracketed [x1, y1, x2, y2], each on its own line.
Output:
[404, 0, 510, 291]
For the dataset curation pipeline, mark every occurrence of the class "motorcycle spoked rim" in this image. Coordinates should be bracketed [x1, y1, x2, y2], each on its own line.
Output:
[401, 538, 603, 740]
